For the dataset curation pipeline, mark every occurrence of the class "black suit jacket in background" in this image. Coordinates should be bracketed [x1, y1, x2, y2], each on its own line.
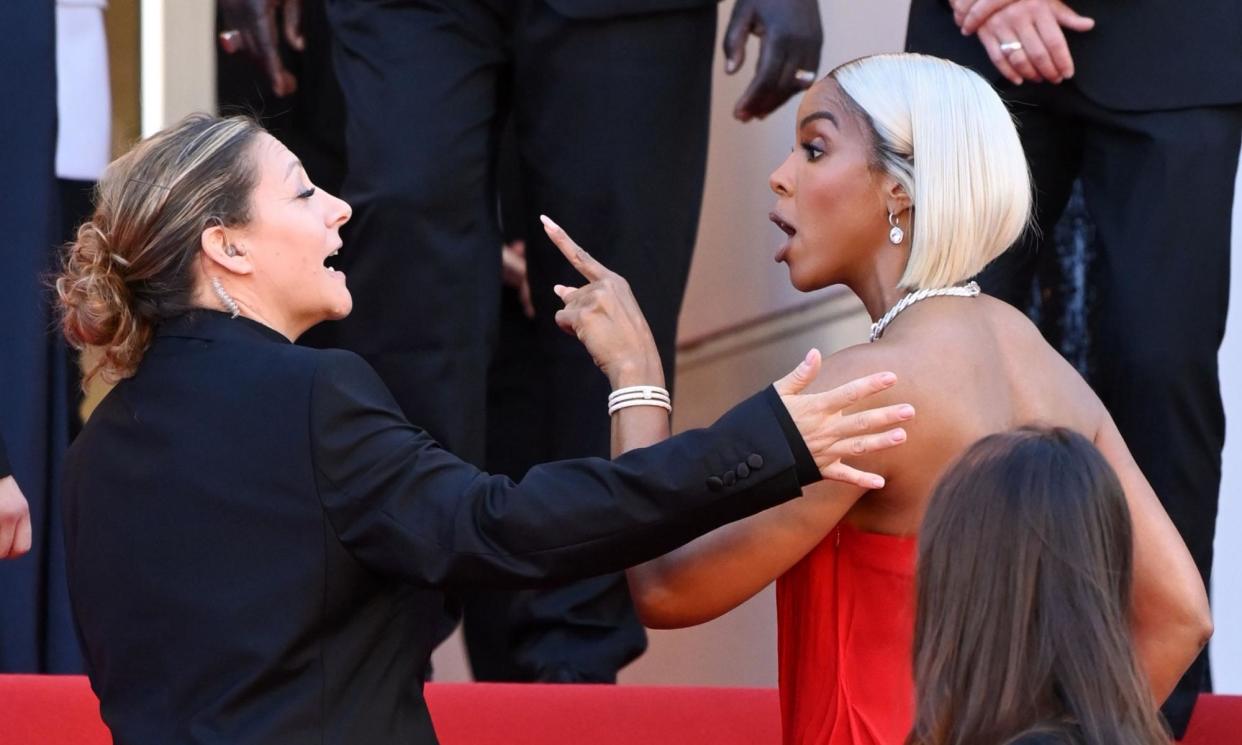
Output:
[906, 0, 1242, 111]
[547, 0, 715, 20]
[62, 311, 818, 745]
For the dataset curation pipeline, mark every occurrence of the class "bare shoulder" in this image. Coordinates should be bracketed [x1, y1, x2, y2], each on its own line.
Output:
[809, 342, 905, 390]
[803, 341, 920, 410]
[975, 293, 1110, 436]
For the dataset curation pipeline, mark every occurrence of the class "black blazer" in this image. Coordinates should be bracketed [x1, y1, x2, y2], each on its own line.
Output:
[62, 310, 818, 745]
[906, 0, 1242, 111]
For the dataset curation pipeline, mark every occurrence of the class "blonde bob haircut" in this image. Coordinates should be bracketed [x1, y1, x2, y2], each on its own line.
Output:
[831, 53, 1032, 290]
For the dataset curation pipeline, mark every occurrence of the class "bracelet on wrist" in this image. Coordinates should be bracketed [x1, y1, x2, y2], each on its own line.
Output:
[608, 385, 672, 417]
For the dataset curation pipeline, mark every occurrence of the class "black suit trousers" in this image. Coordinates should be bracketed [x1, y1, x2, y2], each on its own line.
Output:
[320, 0, 716, 680]
[975, 81, 1242, 734]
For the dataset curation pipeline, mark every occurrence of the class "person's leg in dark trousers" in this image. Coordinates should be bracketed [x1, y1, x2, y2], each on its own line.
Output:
[0, 0, 80, 673]
[1078, 101, 1242, 736]
[975, 86, 1084, 321]
[464, 121, 547, 681]
[462, 2, 717, 682]
[217, 0, 347, 196]
[320, 0, 507, 467]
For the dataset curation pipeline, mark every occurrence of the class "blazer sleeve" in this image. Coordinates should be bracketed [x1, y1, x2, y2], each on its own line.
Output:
[0, 432, 10, 479]
[309, 349, 819, 587]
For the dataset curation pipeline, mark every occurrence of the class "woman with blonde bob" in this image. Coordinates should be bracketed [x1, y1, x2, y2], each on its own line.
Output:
[616, 53, 1208, 744]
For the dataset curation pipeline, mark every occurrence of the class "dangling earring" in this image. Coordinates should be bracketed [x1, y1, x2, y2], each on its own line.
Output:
[887, 211, 905, 245]
[211, 277, 240, 319]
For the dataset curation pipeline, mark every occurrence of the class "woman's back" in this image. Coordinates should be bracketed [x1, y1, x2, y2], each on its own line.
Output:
[839, 294, 1104, 535]
[775, 295, 1108, 745]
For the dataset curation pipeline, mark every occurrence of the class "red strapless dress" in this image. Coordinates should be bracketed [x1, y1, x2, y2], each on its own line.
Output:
[776, 522, 917, 745]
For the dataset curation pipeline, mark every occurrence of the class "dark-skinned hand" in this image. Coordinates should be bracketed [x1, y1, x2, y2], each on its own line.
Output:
[723, 0, 823, 122]
[218, 0, 305, 98]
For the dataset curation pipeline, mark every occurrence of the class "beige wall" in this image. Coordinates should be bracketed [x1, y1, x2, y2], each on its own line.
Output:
[138, 0, 214, 136]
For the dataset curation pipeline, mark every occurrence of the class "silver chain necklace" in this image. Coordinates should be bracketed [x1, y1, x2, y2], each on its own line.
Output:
[868, 281, 981, 343]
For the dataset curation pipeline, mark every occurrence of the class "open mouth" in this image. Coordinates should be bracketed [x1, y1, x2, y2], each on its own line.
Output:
[770, 211, 797, 263]
[769, 212, 797, 238]
[324, 247, 342, 274]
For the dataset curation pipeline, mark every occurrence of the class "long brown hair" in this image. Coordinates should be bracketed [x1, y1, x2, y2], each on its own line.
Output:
[907, 427, 1168, 745]
[56, 113, 264, 386]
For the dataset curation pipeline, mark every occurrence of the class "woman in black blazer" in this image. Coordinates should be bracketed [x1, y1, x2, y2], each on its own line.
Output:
[55, 113, 913, 745]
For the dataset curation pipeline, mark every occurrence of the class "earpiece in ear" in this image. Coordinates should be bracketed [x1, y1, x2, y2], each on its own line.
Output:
[225, 244, 240, 257]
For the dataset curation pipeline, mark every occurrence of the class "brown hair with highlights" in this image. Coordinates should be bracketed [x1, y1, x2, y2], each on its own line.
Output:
[57, 113, 264, 386]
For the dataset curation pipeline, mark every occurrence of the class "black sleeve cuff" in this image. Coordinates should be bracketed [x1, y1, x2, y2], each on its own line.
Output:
[762, 385, 820, 487]
[0, 433, 11, 479]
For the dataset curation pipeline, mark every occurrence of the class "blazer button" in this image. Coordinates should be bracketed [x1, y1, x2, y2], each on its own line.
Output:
[747, 454, 764, 470]
[722, 471, 737, 487]
[736, 463, 751, 479]
[707, 476, 724, 491]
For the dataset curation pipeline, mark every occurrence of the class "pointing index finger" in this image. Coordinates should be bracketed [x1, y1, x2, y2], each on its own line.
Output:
[540, 214, 609, 282]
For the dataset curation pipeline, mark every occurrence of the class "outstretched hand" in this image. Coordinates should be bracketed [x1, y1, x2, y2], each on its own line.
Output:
[541, 215, 664, 389]
[218, 0, 305, 97]
[775, 349, 914, 489]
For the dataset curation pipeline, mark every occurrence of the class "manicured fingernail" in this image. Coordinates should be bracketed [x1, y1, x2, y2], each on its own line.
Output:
[726, 57, 739, 74]
[540, 214, 557, 230]
[898, 405, 915, 419]
[880, 372, 897, 384]
[891, 429, 907, 443]
[870, 476, 885, 489]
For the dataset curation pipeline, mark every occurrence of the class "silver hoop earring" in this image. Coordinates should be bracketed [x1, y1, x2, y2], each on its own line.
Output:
[211, 277, 240, 319]
[887, 211, 905, 245]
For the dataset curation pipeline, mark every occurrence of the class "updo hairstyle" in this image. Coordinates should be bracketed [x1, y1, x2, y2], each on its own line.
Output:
[57, 113, 264, 385]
